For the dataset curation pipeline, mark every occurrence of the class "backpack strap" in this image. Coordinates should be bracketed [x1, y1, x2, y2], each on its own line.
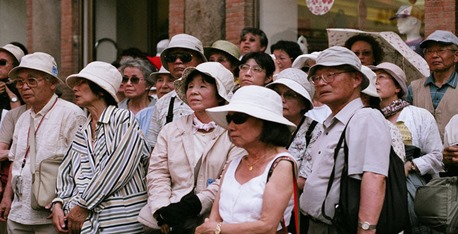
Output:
[165, 96, 176, 124]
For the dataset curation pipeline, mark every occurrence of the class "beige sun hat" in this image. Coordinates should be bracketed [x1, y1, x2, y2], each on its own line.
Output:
[370, 62, 408, 99]
[9, 52, 61, 83]
[206, 85, 296, 131]
[66, 61, 122, 102]
[266, 68, 314, 106]
[174, 62, 235, 105]
[0, 44, 25, 64]
[160, 34, 207, 71]
[149, 66, 173, 83]
[361, 65, 379, 98]
[204, 40, 241, 64]
[308, 46, 369, 89]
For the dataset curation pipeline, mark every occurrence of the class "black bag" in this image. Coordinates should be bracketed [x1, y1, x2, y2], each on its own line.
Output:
[322, 124, 409, 234]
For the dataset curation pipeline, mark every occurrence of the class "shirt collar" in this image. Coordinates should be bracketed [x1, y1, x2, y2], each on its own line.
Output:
[425, 71, 458, 88]
[323, 98, 363, 129]
[31, 94, 58, 117]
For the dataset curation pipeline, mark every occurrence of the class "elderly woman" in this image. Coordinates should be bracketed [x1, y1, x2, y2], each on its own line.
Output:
[51, 61, 151, 233]
[270, 40, 303, 74]
[266, 68, 322, 190]
[119, 58, 157, 115]
[195, 85, 297, 234]
[139, 62, 245, 234]
[344, 34, 383, 66]
[373, 62, 442, 233]
[237, 52, 275, 88]
[205, 40, 241, 75]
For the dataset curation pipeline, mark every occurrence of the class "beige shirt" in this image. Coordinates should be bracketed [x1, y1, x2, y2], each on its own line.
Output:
[0, 105, 27, 144]
[8, 94, 86, 225]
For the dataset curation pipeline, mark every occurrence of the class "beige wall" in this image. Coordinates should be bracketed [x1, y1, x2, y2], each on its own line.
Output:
[0, 0, 27, 48]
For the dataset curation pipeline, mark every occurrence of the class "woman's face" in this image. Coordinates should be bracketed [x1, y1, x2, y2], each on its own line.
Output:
[72, 78, 100, 108]
[186, 74, 220, 112]
[238, 58, 272, 87]
[155, 74, 175, 99]
[122, 66, 150, 99]
[271, 84, 307, 122]
[375, 70, 401, 100]
[226, 112, 263, 148]
[351, 40, 375, 66]
[273, 50, 293, 72]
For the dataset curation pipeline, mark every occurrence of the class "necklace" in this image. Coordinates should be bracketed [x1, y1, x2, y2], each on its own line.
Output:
[244, 155, 265, 171]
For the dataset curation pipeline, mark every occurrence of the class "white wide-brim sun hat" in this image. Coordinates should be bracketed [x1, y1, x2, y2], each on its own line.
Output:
[266, 68, 314, 106]
[206, 85, 296, 131]
[361, 65, 380, 98]
[9, 52, 61, 84]
[66, 61, 122, 102]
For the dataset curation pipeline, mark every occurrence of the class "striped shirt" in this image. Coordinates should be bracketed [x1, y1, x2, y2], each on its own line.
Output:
[56, 106, 151, 233]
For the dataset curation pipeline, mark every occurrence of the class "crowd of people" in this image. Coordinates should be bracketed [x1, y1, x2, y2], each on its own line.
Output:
[0, 24, 457, 234]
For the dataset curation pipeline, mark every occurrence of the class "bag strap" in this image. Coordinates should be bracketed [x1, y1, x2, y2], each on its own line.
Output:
[267, 155, 300, 234]
[165, 96, 176, 124]
[306, 120, 318, 146]
[29, 115, 37, 174]
[287, 117, 306, 148]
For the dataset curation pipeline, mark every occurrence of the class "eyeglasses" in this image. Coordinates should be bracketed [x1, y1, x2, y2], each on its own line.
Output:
[122, 76, 144, 84]
[424, 48, 457, 56]
[309, 71, 351, 85]
[275, 90, 299, 101]
[15, 77, 43, 88]
[353, 50, 373, 57]
[163, 52, 194, 63]
[0, 59, 7, 66]
[226, 112, 249, 125]
[239, 64, 264, 73]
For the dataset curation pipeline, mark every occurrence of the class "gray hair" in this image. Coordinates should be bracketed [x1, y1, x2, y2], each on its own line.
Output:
[119, 57, 156, 86]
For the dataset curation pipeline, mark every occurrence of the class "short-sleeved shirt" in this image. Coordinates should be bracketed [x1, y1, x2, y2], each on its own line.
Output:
[300, 98, 391, 223]
[0, 105, 27, 144]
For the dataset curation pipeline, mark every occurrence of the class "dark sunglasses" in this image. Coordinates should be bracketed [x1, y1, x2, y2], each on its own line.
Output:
[226, 112, 249, 125]
[163, 52, 193, 63]
[122, 76, 143, 84]
[0, 59, 7, 66]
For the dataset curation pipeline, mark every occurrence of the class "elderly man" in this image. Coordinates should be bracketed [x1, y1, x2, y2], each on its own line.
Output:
[300, 46, 391, 233]
[407, 30, 458, 141]
[0, 52, 86, 233]
[145, 33, 206, 148]
[0, 44, 25, 110]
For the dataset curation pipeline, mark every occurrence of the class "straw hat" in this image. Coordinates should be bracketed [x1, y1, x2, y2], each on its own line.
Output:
[9, 52, 61, 83]
[204, 40, 241, 64]
[206, 85, 296, 131]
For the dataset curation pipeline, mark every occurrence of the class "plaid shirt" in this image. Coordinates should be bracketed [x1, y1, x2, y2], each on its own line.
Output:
[407, 71, 458, 109]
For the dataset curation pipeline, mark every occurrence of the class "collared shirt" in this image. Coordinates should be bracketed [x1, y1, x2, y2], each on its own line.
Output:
[407, 71, 458, 109]
[300, 98, 390, 223]
[57, 106, 151, 233]
[8, 94, 86, 225]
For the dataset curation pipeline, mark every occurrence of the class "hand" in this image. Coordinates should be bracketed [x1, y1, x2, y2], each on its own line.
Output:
[160, 223, 170, 234]
[0, 196, 12, 222]
[66, 205, 89, 233]
[50, 203, 69, 233]
[443, 145, 458, 164]
[195, 218, 218, 234]
[404, 161, 412, 176]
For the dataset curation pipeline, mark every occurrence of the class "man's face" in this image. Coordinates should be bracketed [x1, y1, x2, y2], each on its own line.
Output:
[239, 33, 265, 56]
[424, 43, 458, 73]
[15, 69, 56, 111]
[164, 49, 203, 78]
[0, 51, 16, 80]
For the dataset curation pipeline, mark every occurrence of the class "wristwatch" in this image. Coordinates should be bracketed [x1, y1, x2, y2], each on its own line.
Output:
[215, 222, 222, 234]
[358, 221, 376, 231]
[10, 96, 18, 103]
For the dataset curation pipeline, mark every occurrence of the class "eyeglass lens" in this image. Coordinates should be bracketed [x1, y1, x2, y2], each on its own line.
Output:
[226, 112, 249, 125]
[164, 53, 193, 63]
[122, 76, 141, 84]
[0, 59, 7, 66]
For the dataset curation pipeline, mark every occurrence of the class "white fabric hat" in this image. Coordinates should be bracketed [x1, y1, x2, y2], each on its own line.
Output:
[361, 65, 379, 98]
[149, 66, 172, 83]
[160, 34, 207, 71]
[174, 62, 234, 105]
[66, 61, 122, 102]
[9, 52, 61, 83]
[292, 52, 320, 70]
[156, 39, 170, 55]
[0, 44, 25, 64]
[206, 86, 296, 131]
[266, 68, 314, 106]
[370, 62, 408, 99]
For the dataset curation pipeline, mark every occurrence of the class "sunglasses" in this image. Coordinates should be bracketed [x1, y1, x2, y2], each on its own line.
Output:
[0, 59, 7, 66]
[226, 112, 249, 125]
[163, 52, 193, 63]
[122, 76, 143, 84]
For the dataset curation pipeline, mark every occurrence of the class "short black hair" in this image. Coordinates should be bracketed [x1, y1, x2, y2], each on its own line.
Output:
[184, 71, 225, 106]
[259, 120, 292, 147]
[270, 40, 303, 61]
[239, 52, 275, 79]
[87, 79, 118, 107]
[240, 27, 268, 49]
[344, 34, 384, 65]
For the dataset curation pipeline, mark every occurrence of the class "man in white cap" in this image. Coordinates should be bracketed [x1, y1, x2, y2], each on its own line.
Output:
[407, 30, 458, 141]
[0, 44, 25, 110]
[146, 33, 206, 148]
[300, 46, 391, 233]
[0, 52, 86, 233]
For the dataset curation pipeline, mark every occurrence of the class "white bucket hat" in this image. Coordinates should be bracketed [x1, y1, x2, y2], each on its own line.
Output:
[292, 52, 320, 70]
[361, 65, 379, 98]
[308, 46, 369, 89]
[0, 44, 25, 64]
[266, 68, 314, 106]
[160, 34, 207, 71]
[149, 66, 173, 83]
[174, 62, 234, 105]
[9, 52, 61, 83]
[66, 61, 122, 102]
[206, 86, 296, 131]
